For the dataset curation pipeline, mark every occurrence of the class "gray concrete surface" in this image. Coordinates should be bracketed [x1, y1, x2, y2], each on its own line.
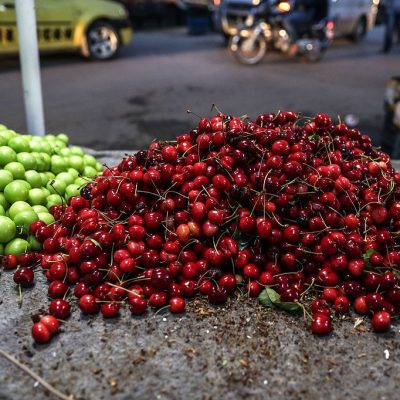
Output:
[0, 152, 399, 400]
[0, 27, 399, 150]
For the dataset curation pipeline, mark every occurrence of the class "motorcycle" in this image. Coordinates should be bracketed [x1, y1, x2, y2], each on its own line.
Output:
[229, 0, 334, 65]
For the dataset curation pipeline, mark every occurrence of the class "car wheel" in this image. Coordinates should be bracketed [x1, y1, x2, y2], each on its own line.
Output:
[83, 21, 120, 60]
[350, 17, 367, 42]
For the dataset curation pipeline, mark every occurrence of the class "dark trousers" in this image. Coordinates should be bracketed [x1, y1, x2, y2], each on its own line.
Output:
[384, 10, 400, 52]
[283, 10, 316, 42]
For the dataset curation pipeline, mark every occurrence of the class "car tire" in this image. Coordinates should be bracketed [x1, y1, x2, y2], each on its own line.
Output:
[350, 17, 367, 43]
[82, 21, 120, 60]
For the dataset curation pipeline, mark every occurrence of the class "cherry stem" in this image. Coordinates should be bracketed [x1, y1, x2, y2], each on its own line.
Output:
[0, 348, 74, 400]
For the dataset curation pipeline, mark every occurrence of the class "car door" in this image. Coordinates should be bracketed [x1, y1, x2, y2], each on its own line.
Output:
[0, 0, 18, 53]
[330, 0, 357, 36]
[35, 0, 78, 50]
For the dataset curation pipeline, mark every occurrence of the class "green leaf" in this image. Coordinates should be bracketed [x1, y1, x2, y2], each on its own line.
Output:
[363, 248, 376, 269]
[232, 229, 255, 251]
[258, 287, 281, 308]
[259, 288, 275, 308]
[258, 287, 301, 314]
[276, 302, 302, 314]
[266, 287, 281, 303]
[363, 248, 376, 261]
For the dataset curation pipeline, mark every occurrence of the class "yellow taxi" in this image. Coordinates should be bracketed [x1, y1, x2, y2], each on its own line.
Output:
[0, 0, 132, 60]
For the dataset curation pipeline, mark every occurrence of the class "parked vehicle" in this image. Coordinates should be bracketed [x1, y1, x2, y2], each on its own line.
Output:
[0, 0, 132, 60]
[214, 0, 379, 41]
[116, 0, 186, 27]
[229, 0, 334, 64]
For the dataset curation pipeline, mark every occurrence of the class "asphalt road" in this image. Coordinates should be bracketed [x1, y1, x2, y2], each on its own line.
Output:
[0, 26, 399, 150]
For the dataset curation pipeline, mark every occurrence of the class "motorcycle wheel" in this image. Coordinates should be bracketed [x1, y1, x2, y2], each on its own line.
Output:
[229, 35, 266, 65]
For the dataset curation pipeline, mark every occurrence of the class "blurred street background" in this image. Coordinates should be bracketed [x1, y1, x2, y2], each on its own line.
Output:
[0, 1, 399, 151]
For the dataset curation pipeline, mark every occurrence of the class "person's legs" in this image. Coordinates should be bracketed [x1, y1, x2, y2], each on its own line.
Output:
[283, 10, 315, 41]
[395, 12, 400, 44]
[283, 10, 315, 55]
[383, 9, 395, 52]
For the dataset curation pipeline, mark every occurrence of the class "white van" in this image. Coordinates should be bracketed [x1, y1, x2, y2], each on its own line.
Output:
[214, 0, 380, 41]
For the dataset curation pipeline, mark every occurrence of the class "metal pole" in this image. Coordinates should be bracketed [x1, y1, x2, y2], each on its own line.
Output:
[15, 0, 45, 136]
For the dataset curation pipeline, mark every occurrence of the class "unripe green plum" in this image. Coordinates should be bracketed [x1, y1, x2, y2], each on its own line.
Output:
[5, 238, 30, 256]
[13, 210, 38, 234]
[17, 152, 37, 170]
[0, 215, 16, 243]
[8, 136, 30, 153]
[0, 169, 13, 190]
[9, 201, 32, 219]
[32, 205, 48, 214]
[4, 180, 31, 203]
[4, 162, 25, 180]
[28, 188, 47, 206]
[25, 170, 43, 188]
[0, 146, 17, 167]
[37, 212, 55, 225]
[46, 194, 63, 209]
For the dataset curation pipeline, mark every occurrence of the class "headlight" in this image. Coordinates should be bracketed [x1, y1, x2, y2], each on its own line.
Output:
[277, 1, 291, 12]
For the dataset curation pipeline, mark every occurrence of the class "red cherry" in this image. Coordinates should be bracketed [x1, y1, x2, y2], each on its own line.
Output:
[40, 315, 59, 335]
[49, 299, 71, 319]
[31, 322, 51, 344]
[169, 297, 185, 313]
[371, 311, 391, 333]
[78, 294, 100, 314]
[310, 314, 332, 335]
[101, 302, 120, 318]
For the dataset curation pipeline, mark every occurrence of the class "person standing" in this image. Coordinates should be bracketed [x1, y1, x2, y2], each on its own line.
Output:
[383, 0, 400, 53]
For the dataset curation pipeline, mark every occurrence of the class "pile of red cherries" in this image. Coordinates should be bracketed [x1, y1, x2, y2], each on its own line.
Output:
[4, 111, 400, 343]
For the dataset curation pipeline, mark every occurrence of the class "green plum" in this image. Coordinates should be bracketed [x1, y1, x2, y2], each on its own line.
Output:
[51, 155, 68, 174]
[8, 136, 30, 153]
[74, 177, 88, 187]
[67, 168, 79, 180]
[46, 194, 63, 209]
[28, 188, 47, 205]
[57, 133, 69, 144]
[0, 169, 13, 190]
[41, 153, 51, 170]
[82, 166, 98, 178]
[29, 141, 42, 153]
[8, 201, 32, 219]
[0, 193, 9, 210]
[27, 235, 42, 251]
[5, 238, 30, 256]
[4, 162, 25, 180]
[4, 180, 31, 203]
[0, 146, 17, 167]
[46, 179, 66, 196]
[25, 170, 43, 188]
[56, 172, 74, 186]
[32, 205, 48, 214]
[0, 215, 16, 243]
[60, 148, 71, 157]
[37, 212, 55, 225]
[69, 155, 84, 173]
[17, 152, 37, 170]
[13, 210, 38, 234]
[65, 184, 80, 200]
[83, 154, 97, 167]
[70, 146, 84, 156]
[32, 152, 46, 171]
